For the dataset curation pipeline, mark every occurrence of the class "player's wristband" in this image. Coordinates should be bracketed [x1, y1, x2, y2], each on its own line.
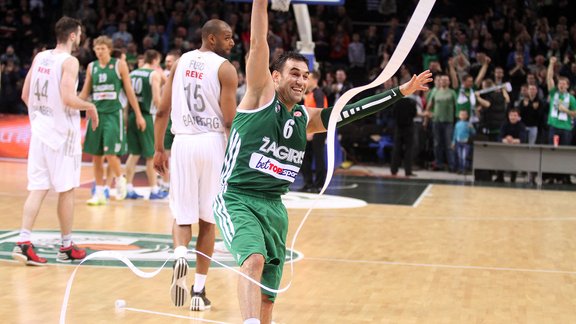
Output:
[321, 87, 404, 129]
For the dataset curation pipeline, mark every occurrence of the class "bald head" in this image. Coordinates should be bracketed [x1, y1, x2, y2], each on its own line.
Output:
[201, 19, 234, 57]
[201, 19, 231, 41]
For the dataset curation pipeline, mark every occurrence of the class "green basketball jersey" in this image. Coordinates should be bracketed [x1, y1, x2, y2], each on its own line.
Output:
[129, 68, 154, 115]
[221, 95, 309, 197]
[91, 58, 123, 114]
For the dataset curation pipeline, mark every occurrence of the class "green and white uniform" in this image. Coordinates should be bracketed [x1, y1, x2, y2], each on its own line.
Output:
[127, 68, 155, 157]
[83, 58, 126, 155]
[214, 95, 309, 300]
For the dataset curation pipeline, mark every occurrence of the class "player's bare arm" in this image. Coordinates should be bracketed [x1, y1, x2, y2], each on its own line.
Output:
[61, 57, 99, 129]
[20, 56, 37, 107]
[151, 70, 162, 109]
[218, 60, 238, 136]
[119, 59, 146, 131]
[305, 70, 433, 134]
[238, 0, 275, 111]
[153, 59, 178, 176]
[78, 62, 93, 101]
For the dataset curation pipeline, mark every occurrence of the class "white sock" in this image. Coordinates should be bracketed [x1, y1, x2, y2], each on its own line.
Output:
[95, 185, 105, 196]
[193, 274, 207, 292]
[244, 319, 260, 324]
[151, 185, 160, 194]
[18, 229, 31, 242]
[127, 183, 134, 192]
[61, 234, 72, 248]
[174, 246, 188, 259]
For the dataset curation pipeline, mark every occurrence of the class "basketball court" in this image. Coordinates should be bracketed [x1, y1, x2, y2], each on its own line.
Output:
[2, 0, 576, 323]
[1, 159, 575, 323]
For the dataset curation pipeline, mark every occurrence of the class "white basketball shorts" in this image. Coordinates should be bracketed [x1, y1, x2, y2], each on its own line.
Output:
[169, 133, 226, 225]
[27, 135, 81, 192]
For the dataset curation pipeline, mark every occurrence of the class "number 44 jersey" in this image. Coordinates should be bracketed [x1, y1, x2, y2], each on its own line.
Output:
[27, 50, 81, 153]
[171, 49, 227, 135]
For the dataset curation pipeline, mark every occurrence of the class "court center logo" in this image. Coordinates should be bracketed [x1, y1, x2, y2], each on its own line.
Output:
[0, 230, 303, 268]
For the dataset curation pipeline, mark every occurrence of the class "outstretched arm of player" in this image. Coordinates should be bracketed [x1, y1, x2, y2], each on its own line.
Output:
[153, 59, 178, 176]
[218, 61, 238, 137]
[119, 59, 146, 131]
[238, 0, 275, 110]
[61, 57, 99, 130]
[306, 70, 433, 134]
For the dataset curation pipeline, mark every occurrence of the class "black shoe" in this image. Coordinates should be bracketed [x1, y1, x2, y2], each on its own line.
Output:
[190, 285, 211, 311]
[494, 177, 504, 183]
[298, 184, 313, 192]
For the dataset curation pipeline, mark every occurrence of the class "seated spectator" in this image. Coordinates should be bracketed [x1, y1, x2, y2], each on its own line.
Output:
[495, 108, 527, 183]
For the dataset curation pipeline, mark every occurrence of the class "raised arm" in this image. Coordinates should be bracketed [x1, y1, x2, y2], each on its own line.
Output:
[218, 61, 238, 136]
[547, 56, 556, 91]
[474, 56, 491, 88]
[119, 59, 146, 130]
[448, 57, 459, 89]
[239, 0, 275, 110]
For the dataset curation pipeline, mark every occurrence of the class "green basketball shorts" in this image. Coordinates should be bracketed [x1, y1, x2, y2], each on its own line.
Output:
[127, 113, 154, 158]
[83, 110, 127, 156]
[213, 187, 288, 301]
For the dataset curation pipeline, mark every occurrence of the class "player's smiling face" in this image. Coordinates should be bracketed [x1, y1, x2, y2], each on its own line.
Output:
[274, 59, 309, 105]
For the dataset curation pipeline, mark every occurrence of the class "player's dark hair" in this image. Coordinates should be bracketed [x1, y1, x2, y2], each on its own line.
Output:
[55, 16, 81, 44]
[270, 52, 309, 73]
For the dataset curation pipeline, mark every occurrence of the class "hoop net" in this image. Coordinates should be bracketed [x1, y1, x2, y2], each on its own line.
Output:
[271, 0, 291, 11]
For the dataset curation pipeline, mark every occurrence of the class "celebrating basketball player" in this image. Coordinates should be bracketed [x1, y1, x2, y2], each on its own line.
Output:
[211, 1, 432, 323]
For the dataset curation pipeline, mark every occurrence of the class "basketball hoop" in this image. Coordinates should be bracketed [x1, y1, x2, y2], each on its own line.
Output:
[271, 0, 291, 12]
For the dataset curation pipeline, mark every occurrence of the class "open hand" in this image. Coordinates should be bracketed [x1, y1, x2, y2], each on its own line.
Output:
[399, 70, 433, 96]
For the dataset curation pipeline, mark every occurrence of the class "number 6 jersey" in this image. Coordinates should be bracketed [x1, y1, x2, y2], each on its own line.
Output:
[220, 96, 309, 196]
[171, 50, 227, 135]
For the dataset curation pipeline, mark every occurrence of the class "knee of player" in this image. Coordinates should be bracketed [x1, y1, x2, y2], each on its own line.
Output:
[242, 253, 265, 271]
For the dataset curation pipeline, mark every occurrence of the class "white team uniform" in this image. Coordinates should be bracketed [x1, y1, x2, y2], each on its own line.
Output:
[27, 50, 81, 192]
[170, 50, 227, 225]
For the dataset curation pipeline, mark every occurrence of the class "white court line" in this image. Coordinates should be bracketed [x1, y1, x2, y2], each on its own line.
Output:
[305, 257, 576, 275]
[412, 184, 432, 208]
[0, 230, 18, 240]
[123, 307, 231, 324]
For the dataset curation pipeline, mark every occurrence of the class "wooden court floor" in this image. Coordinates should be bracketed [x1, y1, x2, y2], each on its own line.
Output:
[0, 160, 575, 324]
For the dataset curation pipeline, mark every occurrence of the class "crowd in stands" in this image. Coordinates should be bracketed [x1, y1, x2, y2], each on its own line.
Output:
[1, 0, 575, 183]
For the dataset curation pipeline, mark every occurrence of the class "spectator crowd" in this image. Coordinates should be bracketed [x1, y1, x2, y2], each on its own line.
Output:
[1, 0, 575, 184]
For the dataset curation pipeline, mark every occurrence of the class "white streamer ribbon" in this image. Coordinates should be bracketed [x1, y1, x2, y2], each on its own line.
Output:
[59, 1, 436, 322]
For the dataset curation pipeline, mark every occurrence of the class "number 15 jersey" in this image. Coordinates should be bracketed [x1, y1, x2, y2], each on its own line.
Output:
[171, 49, 227, 135]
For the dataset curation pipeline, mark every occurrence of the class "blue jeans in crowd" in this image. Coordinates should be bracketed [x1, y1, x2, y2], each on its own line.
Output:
[432, 121, 455, 170]
[455, 142, 471, 172]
